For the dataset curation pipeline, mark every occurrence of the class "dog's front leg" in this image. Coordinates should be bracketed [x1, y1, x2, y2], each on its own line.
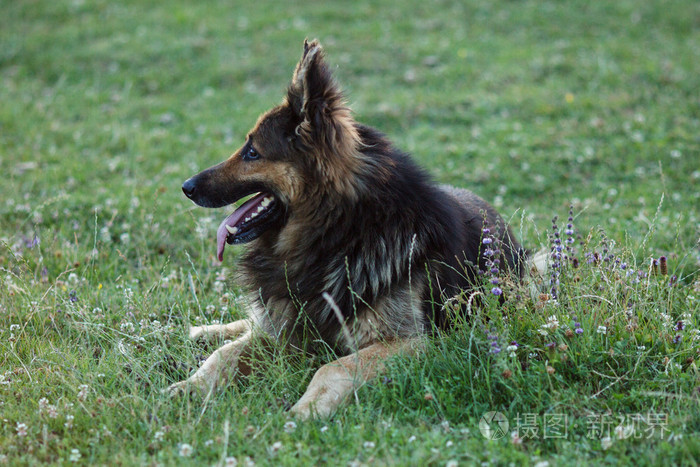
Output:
[188, 318, 251, 341]
[290, 337, 423, 419]
[166, 330, 256, 397]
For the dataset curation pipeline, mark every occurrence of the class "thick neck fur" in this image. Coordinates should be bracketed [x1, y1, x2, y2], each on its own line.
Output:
[241, 123, 462, 347]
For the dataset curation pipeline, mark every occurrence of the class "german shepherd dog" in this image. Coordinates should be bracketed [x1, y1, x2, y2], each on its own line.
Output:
[171, 40, 524, 418]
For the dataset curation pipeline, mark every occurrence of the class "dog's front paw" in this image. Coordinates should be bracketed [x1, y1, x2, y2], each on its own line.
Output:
[289, 401, 315, 420]
[289, 397, 335, 420]
[164, 380, 190, 397]
[164, 377, 213, 398]
[188, 326, 206, 340]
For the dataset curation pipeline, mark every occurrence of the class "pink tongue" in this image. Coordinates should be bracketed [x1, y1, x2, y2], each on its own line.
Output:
[216, 193, 268, 261]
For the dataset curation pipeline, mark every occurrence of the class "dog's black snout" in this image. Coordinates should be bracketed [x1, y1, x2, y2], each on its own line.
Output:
[182, 178, 197, 199]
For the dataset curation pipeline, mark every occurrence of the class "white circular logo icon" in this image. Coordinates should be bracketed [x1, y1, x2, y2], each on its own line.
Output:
[479, 411, 509, 440]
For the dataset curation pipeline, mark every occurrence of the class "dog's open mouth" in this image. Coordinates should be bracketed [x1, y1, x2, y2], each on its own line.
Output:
[216, 192, 283, 261]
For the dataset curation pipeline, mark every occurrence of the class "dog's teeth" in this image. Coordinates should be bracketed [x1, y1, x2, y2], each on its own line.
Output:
[256, 205, 265, 212]
[261, 197, 272, 207]
[251, 211, 259, 218]
[244, 217, 251, 222]
[225, 225, 238, 235]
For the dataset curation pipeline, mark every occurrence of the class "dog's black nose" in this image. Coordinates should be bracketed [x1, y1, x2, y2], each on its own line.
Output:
[182, 178, 196, 199]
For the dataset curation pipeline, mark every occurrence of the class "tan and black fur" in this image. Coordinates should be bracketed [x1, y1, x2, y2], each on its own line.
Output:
[171, 40, 524, 418]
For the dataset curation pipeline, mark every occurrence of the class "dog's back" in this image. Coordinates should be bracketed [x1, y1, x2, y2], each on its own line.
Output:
[408, 182, 523, 329]
[439, 183, 524, 279]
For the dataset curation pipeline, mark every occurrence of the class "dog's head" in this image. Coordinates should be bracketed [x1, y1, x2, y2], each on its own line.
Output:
[182, 39, 363, 261]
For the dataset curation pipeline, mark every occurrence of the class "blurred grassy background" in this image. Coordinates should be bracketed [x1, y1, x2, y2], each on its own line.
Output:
[2, 0, 698, 253]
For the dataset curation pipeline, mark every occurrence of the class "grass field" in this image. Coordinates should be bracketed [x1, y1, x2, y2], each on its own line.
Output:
[1, 0, 699, 465]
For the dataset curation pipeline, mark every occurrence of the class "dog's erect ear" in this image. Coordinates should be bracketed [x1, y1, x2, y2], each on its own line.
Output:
[288, 39, 337, 118]
[287, 40, 357, 147]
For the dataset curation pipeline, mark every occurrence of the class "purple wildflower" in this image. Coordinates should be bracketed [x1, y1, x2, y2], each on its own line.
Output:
[488, 331, 501, 354]
[481, 220, 503, 297]
[549, 216, 562, 299]
[564, 206, 576, 261]
[650, 258, 659, 275]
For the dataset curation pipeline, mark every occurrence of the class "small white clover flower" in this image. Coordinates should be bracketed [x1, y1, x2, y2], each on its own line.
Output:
[268, 441, 283, 455]
[38, 397, 49, 412]
[178, 443, 193, 457]
[363, 441, 375, 450]
[283, 421, 297, 433]
[77, 384, 89, 401]
[597, 325, 607, 335]
[225, 457, 238, 467]
[540, 315, 559, 334]
[510, 430, 522, 446]
[69, 449, 81, 462]
[16, 422, 28, 437]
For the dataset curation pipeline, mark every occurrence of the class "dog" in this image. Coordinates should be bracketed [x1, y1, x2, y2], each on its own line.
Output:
[170, 39, 524, 418]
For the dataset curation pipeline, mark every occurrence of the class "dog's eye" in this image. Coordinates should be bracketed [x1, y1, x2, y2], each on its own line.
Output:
[242, 145, 261, 162]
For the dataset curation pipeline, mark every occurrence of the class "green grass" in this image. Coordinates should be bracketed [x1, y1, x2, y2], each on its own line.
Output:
[1, 0, 699, 464]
